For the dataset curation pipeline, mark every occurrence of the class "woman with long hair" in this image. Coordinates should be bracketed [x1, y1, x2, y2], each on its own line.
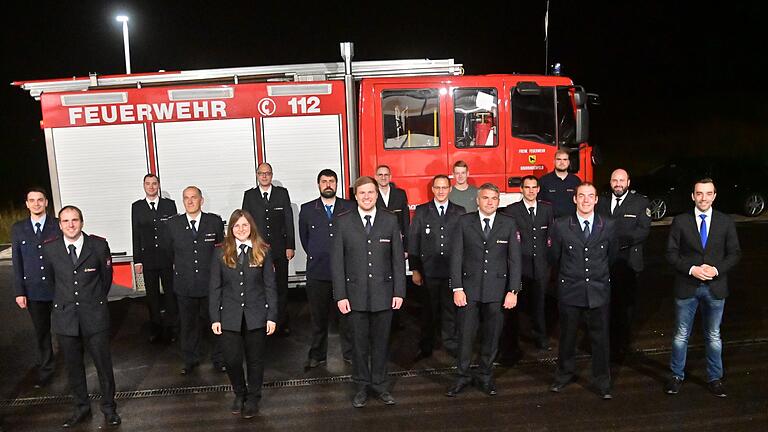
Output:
[210, 209, 277, 418]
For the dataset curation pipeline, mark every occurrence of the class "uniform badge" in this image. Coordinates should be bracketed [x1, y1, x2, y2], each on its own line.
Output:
[516, 231, 522, 242]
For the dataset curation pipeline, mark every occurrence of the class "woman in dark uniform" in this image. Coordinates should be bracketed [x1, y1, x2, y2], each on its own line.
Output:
[210, 209, 277, 418]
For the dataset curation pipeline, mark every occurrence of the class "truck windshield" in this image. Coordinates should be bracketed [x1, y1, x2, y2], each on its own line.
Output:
[511, 86, 577, 148]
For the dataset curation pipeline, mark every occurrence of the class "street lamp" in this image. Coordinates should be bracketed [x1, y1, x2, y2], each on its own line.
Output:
[116, 15, 131, 74]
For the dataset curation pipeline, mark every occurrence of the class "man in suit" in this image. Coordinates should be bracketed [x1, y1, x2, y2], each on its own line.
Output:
[596, 168, 651, 361]
[446, 183, 521, 398]
[12, 187, 60, 388]
[131, 174, 179, 343]
[548, 182, 616, 399]
[375, 165, 410, 251]
[332, 176, 406, 408]
[298, 169, 354, 368]
[539, 150, 581, 218]
[664, 178, 741, 398]
[500, 175, 554, 355]
[408, 175, 465, 359]
[242, 162, 295, 335]
[42, 206, 121, 427]
[166, 186, 226, 375]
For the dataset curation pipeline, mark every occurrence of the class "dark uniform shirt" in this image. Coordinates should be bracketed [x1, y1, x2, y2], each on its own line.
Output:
[539, 172, 581, 218]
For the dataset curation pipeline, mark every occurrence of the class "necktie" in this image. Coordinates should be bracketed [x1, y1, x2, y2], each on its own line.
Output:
[364, 215, 372, 234]
[35, 222, 42, 238]
[68, 244, 77, 264]
[263, 191, 269, 203]
[483, 218, 491, 239]
[583, 220, 591, 239]
[699, 214, 708, 248]
[439, 205, 445, 217]
[190, 219, 198, 237]
[613, 197, 622, 215]
[325, 204, 333, 220]
[239, 244, 248, 266]
[528, 206, 535, 222]
[150, 201, 156, 212]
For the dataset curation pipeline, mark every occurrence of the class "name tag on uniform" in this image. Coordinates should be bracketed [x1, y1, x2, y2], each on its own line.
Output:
[566, 188, 575, 192]
[204, 238, 216, 242]
[84, 268, 97, 272]
[497, 240, 509, 244]
[541, 225, 548, 229]
[274, 207, 284, 210]
[205, 233, 216, 237]
[393, 209, 402, 213]
[548, 189, 556, 193]
[249, 263, 261, 268]
[624, 214, 637, 218]
[380, 238, 391, 243]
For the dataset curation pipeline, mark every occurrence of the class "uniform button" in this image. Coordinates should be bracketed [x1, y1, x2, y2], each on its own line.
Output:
[586, 278, 590, 282]
[311, 225, 315, 229]
[484, 270, 488, 273]
[309, 256, 313, 260]
[533, 253, 537, 257]
[440, 235, 444, 239]
[440, 227, 444, 230]
[440, 252, 444, 255]
[267, 226, 270, 229]
[74, 281, 78, 285]
[240, 293, 244, 296]
[367, 240, 372, 244]
[533, 228, 537, 231]
[483, 241, 487, 245]
[586, 268, 589, 272]
[241, 303, 245, 307]
[330, 233, 334, 237]
[368, 252, 372, 255]
[194, 260, 198, 263]
[584, 247, 588, 251]
[240, 282, 244, 286]
[38, 245, 42, 249]
[73, 270, 77, 274]
[155, 245, 159, 248]
[368, 274, 373, 278]
[368, 263, 372, 266]
[41, 266, 44, 270]
[440, 244, 444, 247]
[75, 302, 79, 305]
[194, 241, 197, 244]
[154, 236, 158, 239]
[23, 276, 27, 280]
[484, 259, 488, 263]
[239, 272, 243, 276]
[39, 255, 43, 259]
[194, 250, 198, 254]
[484, 250, 489, 254]
[42, 277, 46, 280]
[75, 291, 78, 295]
[195, 269, 199, 273]
[585, 258, 589, 261]
[533, 245, 537, 248]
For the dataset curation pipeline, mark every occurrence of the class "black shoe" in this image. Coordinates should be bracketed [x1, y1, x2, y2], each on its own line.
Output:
[550, 381, 571, 393]
[34, 374, 52, 389]
[105, 412, 121, 426]
[304, 358, 327, 369]
[148, 333, 160, 344]
[231, 396, 244, 415]
[213, 362, 227, 373]
[343, 357, 353, 365]
[708, 379, 727, 398]
[180, 362, 199, 376]
[600, 390, 613, 400]
[665, 376, 683, 395]
[535, 339, 552, 351]
[241, 400, 258, 419]
[352, 390, 368, 408]
[446, 380, 470, 397]
[378, 392, 396, 405]
[480, 382, 498, 396]
[62, 409, 91, 428]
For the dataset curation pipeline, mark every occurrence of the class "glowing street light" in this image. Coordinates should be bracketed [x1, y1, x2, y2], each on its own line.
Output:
[116, 15, 131, 74]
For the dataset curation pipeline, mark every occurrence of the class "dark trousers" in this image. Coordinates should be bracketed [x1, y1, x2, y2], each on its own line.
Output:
[609, 262, 638, 353]
[58, 330, 116, 414]
[555, 302, 611, 392]
[524, 274, 548, 344]
[144, 267, 177, 332]
[306, 279, 353, 361]
[272, 251, 289, 328]
[456, 301, 503, 385]
[419, 277, 458, 354]
[349, 309, 393, 394]
[27, 300, 55, 380]
[177, 295, 223, 367]
[221, 319, 267, 400]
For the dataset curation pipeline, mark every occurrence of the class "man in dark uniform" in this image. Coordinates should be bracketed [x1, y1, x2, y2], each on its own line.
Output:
[131, 173, 179, 343]
[12, 187, 60, 388]
[446, 183, 521, 398]
[596, 168, 651, 360]
[242, 162, 295, 335]
[375, 165, 410, 251]
[500, 175, 554, 353]
[298, 169, 354, 368]
[332, 176, 406, 408]
[166, 186, 225, 375]
[42, 206, 121, 427]
[408, 175, 465, 359]
[548, 182, 616, 399]
[539, 149, 581, 218]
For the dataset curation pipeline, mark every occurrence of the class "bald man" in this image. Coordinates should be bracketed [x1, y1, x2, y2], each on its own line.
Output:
[596, 169, 651, 361]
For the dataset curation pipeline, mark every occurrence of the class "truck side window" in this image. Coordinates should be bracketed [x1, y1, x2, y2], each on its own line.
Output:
[381, 89, 440, 149]
[511, 87, 555, 145]
[453, 88, 498, 148]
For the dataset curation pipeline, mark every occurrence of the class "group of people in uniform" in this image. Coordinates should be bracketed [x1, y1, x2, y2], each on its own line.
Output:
[10, 151, 741, 427]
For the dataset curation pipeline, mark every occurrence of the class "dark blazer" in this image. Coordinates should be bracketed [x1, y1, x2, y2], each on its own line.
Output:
[450, 212, 522, 303]
[209, 247, 278, 331]
[331, 209, 406, 312]
[131, 198, 177, 270]
[12, 216, 60, 301]
[299, 197, 355, 281]
[501, 200, 553, 281]
[376, 185, 410, 251]
[42, 234, 113, 337]
[596, 191, 651, 272]
[408, 200, 465, 279]
[166, 213, 225, 297]
[242, 185, 295, 253]
[548, 214, 616, 308]
[666, 209, 741, 299]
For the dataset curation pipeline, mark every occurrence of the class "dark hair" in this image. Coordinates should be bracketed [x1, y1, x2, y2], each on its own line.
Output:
[452, 160, 469, 170]
[693, 178, 717, 193]
[317, 169, 338, 183]
[478, 182, 500, 194]
[25, 187, 49, 201]
[520, 175, 539, 186]
[575, 181, 597, 195]
[143, 173, 159, 182]
[58, 205, 83, 221]
[432, 174, 450, 186]
[375, 164, 391, 173]
[222, 210, 268, 269]
[353, 176, 377, 194]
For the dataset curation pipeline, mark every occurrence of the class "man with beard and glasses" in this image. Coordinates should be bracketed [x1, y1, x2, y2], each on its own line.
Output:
[298, 169, 354, 369]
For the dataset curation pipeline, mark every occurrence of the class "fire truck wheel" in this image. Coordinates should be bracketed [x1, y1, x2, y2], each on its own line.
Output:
[649, 198, 667, 221]
[743, 193, 766, 217]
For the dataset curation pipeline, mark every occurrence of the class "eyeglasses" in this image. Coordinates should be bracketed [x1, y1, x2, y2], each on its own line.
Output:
[432, 186, 450, 190]
[257, 171, 273, 176]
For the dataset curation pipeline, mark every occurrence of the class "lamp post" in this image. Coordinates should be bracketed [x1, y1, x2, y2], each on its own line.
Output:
[116, 15, 131, 74]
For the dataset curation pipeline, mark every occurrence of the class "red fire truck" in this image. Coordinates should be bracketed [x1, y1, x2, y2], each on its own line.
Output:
[13, 42, 593, 292]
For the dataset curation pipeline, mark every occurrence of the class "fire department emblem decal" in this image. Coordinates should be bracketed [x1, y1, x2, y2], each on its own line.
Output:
[257, 98, 277, 116]
[528, 155, 537, 164]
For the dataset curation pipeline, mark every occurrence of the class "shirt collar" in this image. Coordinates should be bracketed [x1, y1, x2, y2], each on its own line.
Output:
[186, 213, 202, 225]
[259, 185, 273, 197]
[64, 234, 84, 253]
[522, 199, 537, 210]
[479, 211, 496, 227]
[576, 212, 595, 227]
[236, 239, 253, 251]
[358, 206, 377, 223]
[434, 198, 449, 211]
[146, 196, 160, 206]
[31, 214, 47, 230]
[695, 207, 713, 219]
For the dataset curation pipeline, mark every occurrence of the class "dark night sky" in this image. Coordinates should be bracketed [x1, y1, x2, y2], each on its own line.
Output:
[2, 1, 766, 205]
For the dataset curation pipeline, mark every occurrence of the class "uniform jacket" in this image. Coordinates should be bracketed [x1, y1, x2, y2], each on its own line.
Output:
[666, 209, 741, 299]
[12, 216, 60, 301]
[166, 212, 224, 297]
[548, 214, 616, 308]
[298, 197, 355, 281]
[596, 191, 651, 272]
[376, 185, 410, 251]
[501, 200, 553, 281]
[331, 209, 406, 312]
[539, 172, 581, 218]
[242, 185, 295, 253]
[408, 200, 465, 279]
[42, 234, 113, 336]
[209, 247, 278, 331]
[131, 197, 177, 270]
[450, 212, 522, 303]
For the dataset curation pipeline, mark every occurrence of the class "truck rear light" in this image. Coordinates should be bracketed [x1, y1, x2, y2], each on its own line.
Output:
[268, 84, 332, 96]
[61, 92, 128, 106]
[168, 87, 234, 101]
